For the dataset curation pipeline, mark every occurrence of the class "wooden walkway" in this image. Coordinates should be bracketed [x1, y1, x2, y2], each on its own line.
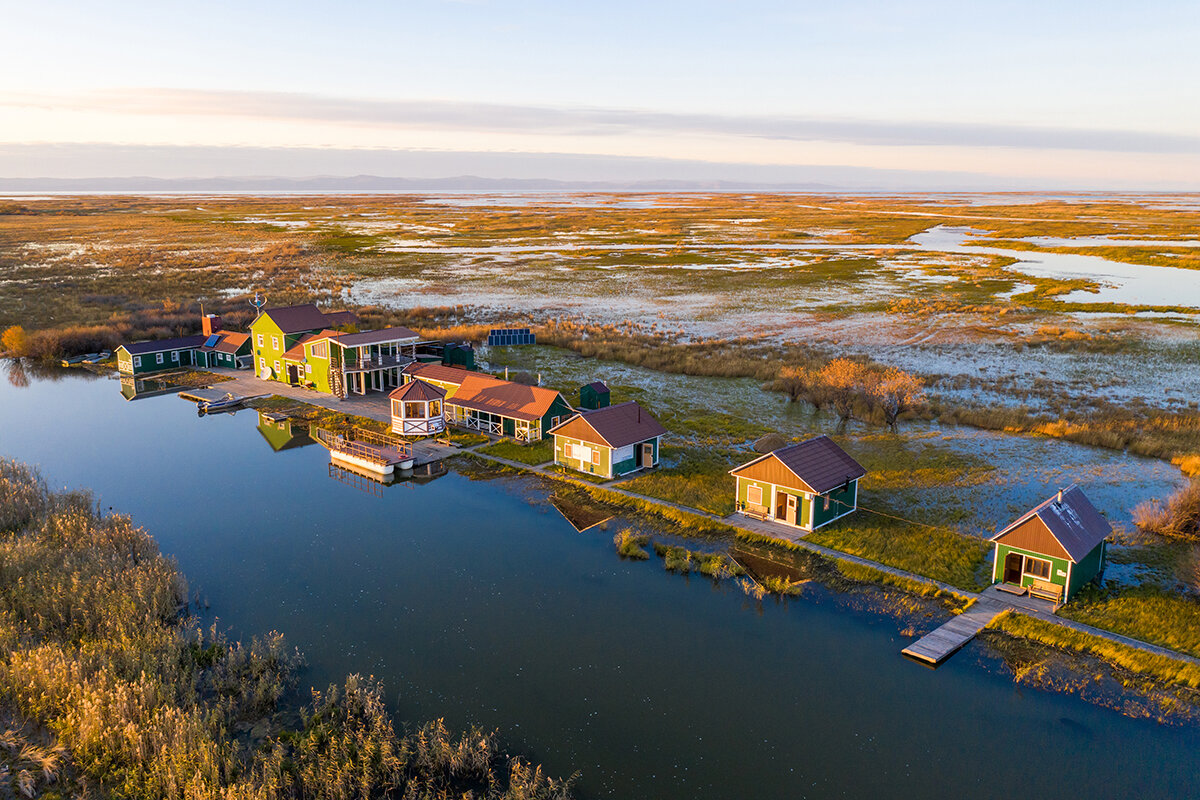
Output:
[901, 600, 1006, 665]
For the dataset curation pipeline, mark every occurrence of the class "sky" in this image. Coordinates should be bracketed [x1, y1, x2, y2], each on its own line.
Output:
[1, 0, 1198, 188]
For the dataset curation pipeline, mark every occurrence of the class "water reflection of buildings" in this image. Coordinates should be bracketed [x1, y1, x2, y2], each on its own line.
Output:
[255, 411, 316, 452]
[327, 457, 448, 496]
[119, 375, 181, 401]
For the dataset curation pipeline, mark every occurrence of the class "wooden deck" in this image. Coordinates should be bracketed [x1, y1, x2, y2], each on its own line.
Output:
[901, 600, 1006, 665]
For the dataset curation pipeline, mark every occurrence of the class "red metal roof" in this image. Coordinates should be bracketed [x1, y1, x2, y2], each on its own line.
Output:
[402, 362, 475, 386]
[447, 374, 566, 422]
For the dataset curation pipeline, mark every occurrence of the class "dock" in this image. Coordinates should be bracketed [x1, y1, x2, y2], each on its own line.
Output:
[315, 427, 414, 475]
[901, 600, 1005, 665]
[178, 388, 267, 405]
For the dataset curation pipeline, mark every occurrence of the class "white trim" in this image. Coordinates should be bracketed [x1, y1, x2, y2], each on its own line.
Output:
[747, 484, 763, 507]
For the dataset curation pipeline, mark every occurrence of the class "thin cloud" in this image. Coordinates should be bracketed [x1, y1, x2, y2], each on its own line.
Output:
[6, 88, 1198, 155]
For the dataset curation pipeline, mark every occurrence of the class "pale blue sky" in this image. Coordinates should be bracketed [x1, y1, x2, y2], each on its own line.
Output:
[1, 1, 1197, 186]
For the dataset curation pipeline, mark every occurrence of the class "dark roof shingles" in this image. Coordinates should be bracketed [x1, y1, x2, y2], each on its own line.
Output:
[994, 485, 1112, 562]
[121, 335, 206, 355]
[571, 401, 665, 448]
[771, 435, 867, 494]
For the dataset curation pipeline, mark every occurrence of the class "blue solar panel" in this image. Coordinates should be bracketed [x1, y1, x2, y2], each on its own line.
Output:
[204, 334, 221, 348]
[486, 328, 534, 347]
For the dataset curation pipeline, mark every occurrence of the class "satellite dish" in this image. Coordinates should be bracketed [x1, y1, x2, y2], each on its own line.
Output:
[261, 367, 272, 380]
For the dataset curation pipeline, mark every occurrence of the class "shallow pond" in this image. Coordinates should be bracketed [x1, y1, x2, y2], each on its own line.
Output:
[1, 367, 1199, 798]
[910, 227, 1200, 308]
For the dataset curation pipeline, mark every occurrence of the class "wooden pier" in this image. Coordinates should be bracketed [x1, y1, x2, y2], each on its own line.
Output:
[314, 427, 414, 475]
[901, 600, 1005, 665]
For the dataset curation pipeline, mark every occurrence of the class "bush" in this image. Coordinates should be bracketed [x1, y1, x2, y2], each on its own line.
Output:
[1134, 479, 1200, 539]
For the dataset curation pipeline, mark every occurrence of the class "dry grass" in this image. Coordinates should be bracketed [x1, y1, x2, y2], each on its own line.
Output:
[1133, 479, 1200, 539]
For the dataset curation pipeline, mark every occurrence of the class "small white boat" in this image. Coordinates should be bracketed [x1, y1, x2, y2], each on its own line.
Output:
[198, 392, 243, 414]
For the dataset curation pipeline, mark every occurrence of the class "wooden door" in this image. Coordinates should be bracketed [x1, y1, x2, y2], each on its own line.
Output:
[784, 493, 798, 526]
[1003, 552, 1024, 584]
[642, 442, 654, 467]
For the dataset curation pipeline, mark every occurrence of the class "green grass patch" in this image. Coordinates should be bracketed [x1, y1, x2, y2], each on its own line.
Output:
[1059, 585, 1200, 659]
[989, 611, 1200, 690]
[479, 437, 555, 465]
[653, 543, 744, 578]
[614, 529, 650, 559]
[806, 514, 990, 591]
[619, 446, 741, 515]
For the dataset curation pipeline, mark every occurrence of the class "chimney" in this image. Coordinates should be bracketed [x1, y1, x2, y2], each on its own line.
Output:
[202, 314, 222, 336]
[1057, 489, 1064, 504]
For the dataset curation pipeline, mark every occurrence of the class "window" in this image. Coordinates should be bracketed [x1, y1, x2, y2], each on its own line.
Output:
[591, 448, 601, 465]
[1024, 557, 1052, 580]
[305, 363, 312, 375]
[429, 400, 441, 416]
[274, 361, 281, 374]
[550, 415, 562, 429]
[823, 495, 831, 511]
[171, 351, 178, 361]
[312, 341, 327, 358]
[392, 400, 402, 417]
[405, 402, 425, 419]
[156, 353, 164, 364]
[133, 355, 142, 367]
[257, 334, 264, 347]
[747, 485, 763, 506]
[259, 357, 266, 371]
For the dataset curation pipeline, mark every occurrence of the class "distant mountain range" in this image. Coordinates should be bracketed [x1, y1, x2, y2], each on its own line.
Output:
[0, 174, 847, 193]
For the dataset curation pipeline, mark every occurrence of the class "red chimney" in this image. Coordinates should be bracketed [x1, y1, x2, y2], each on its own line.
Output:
[202, 314, 222, 336]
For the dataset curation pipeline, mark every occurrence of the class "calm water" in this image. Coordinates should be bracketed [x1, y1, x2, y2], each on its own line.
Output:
[2, 367, 1199, 799]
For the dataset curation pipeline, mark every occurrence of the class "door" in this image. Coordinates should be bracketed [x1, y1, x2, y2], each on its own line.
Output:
[642, 442, 654, 467]
[785, 494, 798, 526]
[287, 364, 299, 385]
[1003, 552, 1024, 584]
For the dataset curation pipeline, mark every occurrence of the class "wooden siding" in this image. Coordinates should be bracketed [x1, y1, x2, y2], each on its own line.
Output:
[730, 455, 813, 494]
[993, 517, 1071, 561]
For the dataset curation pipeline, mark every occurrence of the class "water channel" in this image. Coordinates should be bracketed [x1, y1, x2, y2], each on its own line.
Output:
[1, 367, 1198, 798]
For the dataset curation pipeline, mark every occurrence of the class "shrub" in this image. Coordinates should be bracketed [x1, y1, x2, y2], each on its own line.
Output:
[1133, 479, 1200, 539]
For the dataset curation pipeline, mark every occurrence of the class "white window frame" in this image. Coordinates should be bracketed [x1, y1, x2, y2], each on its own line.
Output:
[133, 355, 142, 367]
[171, 351, 179, 361]
[747, 484, 763, 506]
[1024, 556, 1052, 581]
[156, 352, 164, 364]
[257, 334, 264, 347]
[274, 360, 281, 374]
[259, 357, 266, 371]
[271, 336, 280, 350]
[305, 363, 312, 375]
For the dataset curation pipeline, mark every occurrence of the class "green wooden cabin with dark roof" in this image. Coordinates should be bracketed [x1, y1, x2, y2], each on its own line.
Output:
[730, 436, 866, 531]
[549, 401, 665, 479]
[991, 485, 1110, 604]
[116, 335, 206, 375]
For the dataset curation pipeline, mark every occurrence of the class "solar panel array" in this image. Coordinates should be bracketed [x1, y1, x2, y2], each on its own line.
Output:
[204, 334, 221, 348]
[486, 328, 536, 347]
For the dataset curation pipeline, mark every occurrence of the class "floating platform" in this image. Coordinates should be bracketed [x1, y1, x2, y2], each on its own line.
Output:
[315, 427, 414, 475]
[901, 601, 1005, 666]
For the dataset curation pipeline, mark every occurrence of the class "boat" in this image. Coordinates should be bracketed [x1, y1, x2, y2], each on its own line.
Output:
[197, 392, 244, 414]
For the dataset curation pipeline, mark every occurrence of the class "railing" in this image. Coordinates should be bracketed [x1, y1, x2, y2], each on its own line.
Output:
[314, 427, 412, 465]
[450, 412, 502, 436]
[393, 417, 446, 436]
[340, 353, 414, 372]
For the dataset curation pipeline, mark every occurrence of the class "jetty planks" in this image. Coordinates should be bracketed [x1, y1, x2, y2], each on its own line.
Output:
[902, 601, 1005, 665]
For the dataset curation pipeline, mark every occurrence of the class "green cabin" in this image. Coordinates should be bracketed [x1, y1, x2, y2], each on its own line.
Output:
[991, 485, 1110, 604]
[730, 436, 866, 531]
[549, 401, 665, 479]
[116, 335, 206, 375]
[579, 380, 611, 410]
